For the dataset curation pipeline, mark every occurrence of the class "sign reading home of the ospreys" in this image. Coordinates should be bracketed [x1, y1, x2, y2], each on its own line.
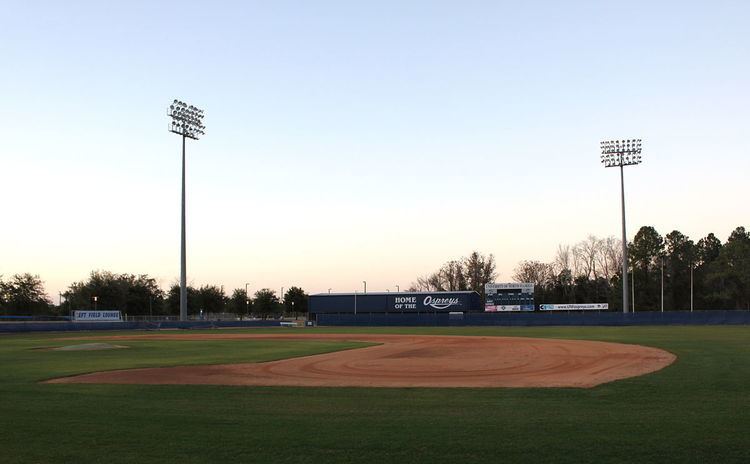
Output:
[391, 294, 464, 311]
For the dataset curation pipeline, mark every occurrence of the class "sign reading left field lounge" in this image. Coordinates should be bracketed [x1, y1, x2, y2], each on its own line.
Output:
[73, 310, 123, 321]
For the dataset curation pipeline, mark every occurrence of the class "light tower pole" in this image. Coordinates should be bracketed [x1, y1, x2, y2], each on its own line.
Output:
[601, 139, 642, 314]
[661, 256, 665, 313]
[168, 100, 205, 321]
[245, 282, 250, 315]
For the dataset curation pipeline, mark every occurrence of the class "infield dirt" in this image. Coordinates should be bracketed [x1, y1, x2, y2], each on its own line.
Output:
[46, 333, 675, 388]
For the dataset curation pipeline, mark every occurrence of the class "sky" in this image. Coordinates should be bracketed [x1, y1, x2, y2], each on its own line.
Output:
[1, 0, 749, 301]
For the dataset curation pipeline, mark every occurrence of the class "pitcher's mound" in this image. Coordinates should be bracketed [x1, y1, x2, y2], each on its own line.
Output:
[46, 334, 675, 388]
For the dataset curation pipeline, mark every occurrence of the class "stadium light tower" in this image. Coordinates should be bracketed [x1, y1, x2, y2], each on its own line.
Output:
[601, 139, 642, 314]
[168, 99, 206, 321]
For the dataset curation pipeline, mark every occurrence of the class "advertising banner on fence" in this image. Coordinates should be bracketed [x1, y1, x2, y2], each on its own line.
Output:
[485, 305, 523, 312]
[539, 304, 608, 311]
[73, 310, 123, 321]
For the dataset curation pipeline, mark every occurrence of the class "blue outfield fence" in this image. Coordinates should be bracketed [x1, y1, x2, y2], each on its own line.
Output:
[316, 310, 750, 327]
[3, 311, 749, 332]
[0, 319, 285, 333]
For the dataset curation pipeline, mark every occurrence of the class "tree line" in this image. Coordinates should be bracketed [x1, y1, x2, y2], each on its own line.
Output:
[3, 225, 748, 315]
[408, 251, 497, 294]
[0, 271, 309, 318]
[414, 226, 747, 311]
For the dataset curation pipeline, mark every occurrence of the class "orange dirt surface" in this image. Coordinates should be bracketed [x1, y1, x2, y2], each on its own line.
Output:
[46, 334, 676, 388]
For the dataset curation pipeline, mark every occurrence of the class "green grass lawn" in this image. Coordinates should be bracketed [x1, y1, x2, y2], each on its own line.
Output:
[1, 326, 748, 463]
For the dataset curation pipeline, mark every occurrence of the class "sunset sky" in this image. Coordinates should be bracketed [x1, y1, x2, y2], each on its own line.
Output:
[1, 1, 748, 300]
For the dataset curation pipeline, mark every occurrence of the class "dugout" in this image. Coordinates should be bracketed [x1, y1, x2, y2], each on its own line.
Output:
[308, 291, 481, 321]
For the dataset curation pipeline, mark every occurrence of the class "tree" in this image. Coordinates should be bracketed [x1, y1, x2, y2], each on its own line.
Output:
[166, 284, 198, 315]
[664, 230, 695, 310]
[253, 289, 280, 318]
[629, 226, 665, 310]
[463, 251, 497, 298]
[441, 261, 468, 291]
[412, 261, 467, 292]
[697, 233, 722, 265]
[695, 233, 723, 309]
[513, 260, 555, 304]
[551, 268, 575, 304]
[707, 227, 750, 309]
[0, 273, 52, 315]
[229, 288, 251, 318]
[425, 272, 446, 291]
[410, 251, 494, 293]
[574, 236, 602, 280]
[65, 271, 164, 316]
[196, 285, 227, 314]
[553, 244, 572, 276]
[630, 227, 665, 272]
[512, 261, 553, 288]
[412, 274, 433, 291]
[597, 236, 622, 281]
[283, 286, 308, 315]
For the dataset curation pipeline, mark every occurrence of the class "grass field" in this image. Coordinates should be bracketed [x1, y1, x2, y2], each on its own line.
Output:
[1, 326, 748, 463]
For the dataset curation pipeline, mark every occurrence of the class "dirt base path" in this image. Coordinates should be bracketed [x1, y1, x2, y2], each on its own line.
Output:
[46, 334, 676, 388]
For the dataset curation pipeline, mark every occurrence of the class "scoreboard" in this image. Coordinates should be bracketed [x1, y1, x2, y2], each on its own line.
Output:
[485, 282, 535, 311]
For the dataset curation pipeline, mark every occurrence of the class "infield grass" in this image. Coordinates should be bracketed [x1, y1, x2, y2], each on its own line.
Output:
[0, 326, 748, 463]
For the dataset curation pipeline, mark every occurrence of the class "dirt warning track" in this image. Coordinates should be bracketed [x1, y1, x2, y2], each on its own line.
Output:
[46, 334, 676, 388]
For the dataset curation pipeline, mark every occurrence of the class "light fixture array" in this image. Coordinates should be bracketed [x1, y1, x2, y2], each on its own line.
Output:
[600, 139, 642, 167]
[168, 99, 205, 140]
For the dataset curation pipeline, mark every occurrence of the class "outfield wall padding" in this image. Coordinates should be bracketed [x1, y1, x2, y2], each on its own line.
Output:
[0, 320, 284, 333]
[316, 310, 750, 327]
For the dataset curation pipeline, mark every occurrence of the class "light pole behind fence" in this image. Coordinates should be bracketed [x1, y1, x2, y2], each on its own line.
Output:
[601, 139, 643, 313]
[661, 256, 665, 313]
[169, 100, 205, 321]
[691, 263, 694, 312]
[631, 270, 635, 313]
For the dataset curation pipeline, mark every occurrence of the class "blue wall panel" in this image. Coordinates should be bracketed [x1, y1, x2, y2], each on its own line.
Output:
[310, 292, 481, 314]
[317, 311, 750, 327]
[0, 320, 283, 333]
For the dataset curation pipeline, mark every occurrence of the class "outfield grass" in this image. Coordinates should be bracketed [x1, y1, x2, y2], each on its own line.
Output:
[0, 326, 748, 463]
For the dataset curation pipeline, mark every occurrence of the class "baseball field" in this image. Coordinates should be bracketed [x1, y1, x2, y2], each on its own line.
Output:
[1, 325, 748, 463]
